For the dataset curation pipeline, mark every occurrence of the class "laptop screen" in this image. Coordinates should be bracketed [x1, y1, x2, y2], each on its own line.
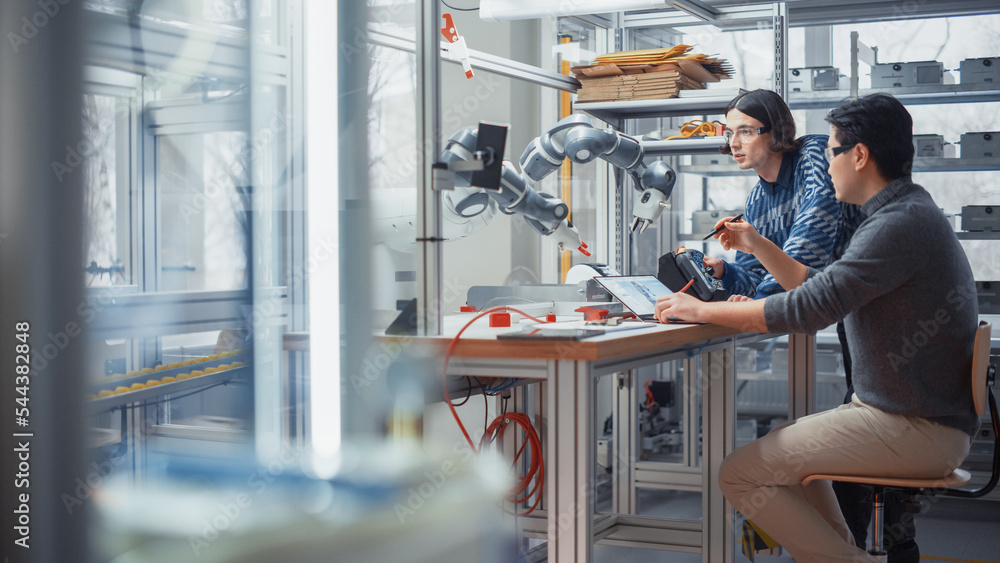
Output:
[593, 275, 673, 320]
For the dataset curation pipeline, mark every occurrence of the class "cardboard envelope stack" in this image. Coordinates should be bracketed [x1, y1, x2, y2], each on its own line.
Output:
[571, 45, 734, 103]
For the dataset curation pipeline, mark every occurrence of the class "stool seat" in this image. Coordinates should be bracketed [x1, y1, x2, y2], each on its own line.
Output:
[802, 469, 972, 490]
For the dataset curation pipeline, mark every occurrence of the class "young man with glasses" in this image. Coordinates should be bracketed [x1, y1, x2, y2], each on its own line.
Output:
[705, 88, 864, 298]
[655, 93, 979, 563]
[714, 89, 919, 561]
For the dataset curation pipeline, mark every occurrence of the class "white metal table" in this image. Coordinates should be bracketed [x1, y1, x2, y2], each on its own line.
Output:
[406, 319, 756, 563]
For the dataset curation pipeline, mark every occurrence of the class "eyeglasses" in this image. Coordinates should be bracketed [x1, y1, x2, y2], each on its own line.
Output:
[825, 143, 857, 161]
[722, 125, 771, 145]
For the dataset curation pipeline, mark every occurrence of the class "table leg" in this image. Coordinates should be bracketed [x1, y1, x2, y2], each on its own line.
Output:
[547, 359, 593, 563]
[702, 346, 736, 563]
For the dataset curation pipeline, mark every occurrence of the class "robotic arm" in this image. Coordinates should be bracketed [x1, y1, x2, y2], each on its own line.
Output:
[519, 114, 676, 234]
[435, 114, 676, 257]
[440, 126, 591, 256]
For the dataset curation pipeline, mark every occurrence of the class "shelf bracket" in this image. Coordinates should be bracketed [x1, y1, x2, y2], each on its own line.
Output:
[672, 0, 718, 23]
[772, 3, 789, 101]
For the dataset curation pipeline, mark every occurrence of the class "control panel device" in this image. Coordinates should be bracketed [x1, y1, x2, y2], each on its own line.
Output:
[657, 247, 726, 302]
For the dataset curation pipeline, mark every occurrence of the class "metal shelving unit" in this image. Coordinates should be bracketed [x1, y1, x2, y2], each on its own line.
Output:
[641, 136, 728, 155]
[912, 157, 1000, 173]
[788, 83, 1000, 110]
[673, 153, 1000, 175]
[568, 7, 1000, 563]
[575, 94, 738, 122]
[956, 232, 1000, 240]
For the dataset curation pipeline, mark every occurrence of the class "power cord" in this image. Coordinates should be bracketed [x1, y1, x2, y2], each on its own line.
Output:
[443, 305, 549, 515]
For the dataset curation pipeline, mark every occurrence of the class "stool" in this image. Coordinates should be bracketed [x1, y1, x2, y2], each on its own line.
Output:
[802, 321, 998, 557]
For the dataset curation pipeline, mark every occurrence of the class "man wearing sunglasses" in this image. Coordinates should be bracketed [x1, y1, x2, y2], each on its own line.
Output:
[656, 93, 978, 563]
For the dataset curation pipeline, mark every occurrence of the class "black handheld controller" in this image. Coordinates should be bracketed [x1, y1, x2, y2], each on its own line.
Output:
[656, 247, 726, 302]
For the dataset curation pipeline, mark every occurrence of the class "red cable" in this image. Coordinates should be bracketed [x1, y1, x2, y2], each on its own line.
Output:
[680, 278, 695, 295]
[443, 306, 547, 449]
[644, 380, 656, 409]
[443, 306, 549, 515]
[481, 412, 544, 515]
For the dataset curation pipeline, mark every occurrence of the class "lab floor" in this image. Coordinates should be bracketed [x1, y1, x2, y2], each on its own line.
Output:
[590, 495, 1000, 562]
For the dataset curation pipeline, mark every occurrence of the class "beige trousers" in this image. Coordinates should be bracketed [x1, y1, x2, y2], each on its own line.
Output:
[719, 394, 970, 562]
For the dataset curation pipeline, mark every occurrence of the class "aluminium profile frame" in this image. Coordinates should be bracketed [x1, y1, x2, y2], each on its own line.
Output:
[367, 25, 581, 93]
[415, 0, 444, 336]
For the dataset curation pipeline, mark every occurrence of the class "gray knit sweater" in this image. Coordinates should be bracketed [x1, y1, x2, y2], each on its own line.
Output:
[764, 177, 980, 436]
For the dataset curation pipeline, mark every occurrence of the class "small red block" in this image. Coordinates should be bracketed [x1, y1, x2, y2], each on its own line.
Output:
[489, 312, 511, 327]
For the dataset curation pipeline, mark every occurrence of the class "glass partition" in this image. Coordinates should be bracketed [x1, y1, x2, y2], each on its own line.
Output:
[83, 92, 134, 287]
[158, 132, 251, 292]
[75, 1, 286, 557]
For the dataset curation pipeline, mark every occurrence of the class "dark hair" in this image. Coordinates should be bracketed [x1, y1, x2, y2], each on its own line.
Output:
[824, 93, 913, 180]
[719, 89, 799, 155]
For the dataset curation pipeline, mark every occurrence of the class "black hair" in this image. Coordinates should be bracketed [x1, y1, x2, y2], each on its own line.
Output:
[824, 93, 913, 180]
[719, 89, 799, 155]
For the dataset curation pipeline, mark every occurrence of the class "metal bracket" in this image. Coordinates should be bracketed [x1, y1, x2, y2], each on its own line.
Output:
[849, 31, 878, 99]
[772, 3, 789, 100]
[431, 153, 490, 192]
[672, 0, 719, 23]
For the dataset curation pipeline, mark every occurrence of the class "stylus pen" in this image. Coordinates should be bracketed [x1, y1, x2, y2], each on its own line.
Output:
[702, 213, 743, 241]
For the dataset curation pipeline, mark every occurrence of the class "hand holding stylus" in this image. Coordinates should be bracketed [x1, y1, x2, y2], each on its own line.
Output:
[703, 213, 743, 240]
[712, 216, 766, 256]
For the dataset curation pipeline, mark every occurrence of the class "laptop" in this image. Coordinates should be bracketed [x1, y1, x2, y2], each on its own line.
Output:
[593, 275, 673, 322]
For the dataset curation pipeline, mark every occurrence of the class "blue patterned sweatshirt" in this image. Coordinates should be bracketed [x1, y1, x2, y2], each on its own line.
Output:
[721, 134, 866, 298]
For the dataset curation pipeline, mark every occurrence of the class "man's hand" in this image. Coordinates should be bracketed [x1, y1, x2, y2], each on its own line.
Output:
[716, 218, 765, 255]
[656, 292, 705, 323]
[658, 290, 769, 332]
